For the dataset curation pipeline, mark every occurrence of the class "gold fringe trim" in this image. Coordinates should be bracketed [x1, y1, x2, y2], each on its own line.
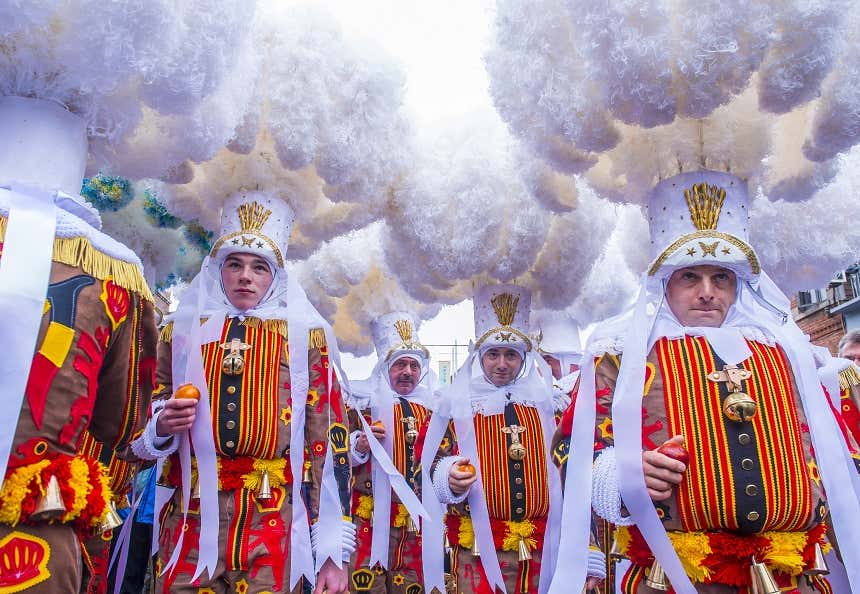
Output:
[840, 365, 860, 390]
[159, 318, 326, 348]
[0, 216, 153, 302]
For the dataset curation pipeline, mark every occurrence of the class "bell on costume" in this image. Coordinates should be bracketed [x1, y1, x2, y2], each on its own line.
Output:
[723, 392, 757, 422]
[517, 537, 532, 562]
[257, 470, 272, 500]
[804, 543, 829, 576]
[32, 475, 67, 521]
[644, 559, 670, 591]
[609, 537, 625, 559]
[191, 476, 201, 500]
[471, 535, 480, 557]
[407, 516, 419, 534]
[99, 501, 123, 533]
[750, 558, 780, 594]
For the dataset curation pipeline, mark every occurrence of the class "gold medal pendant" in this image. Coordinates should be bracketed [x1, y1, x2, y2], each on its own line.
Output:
[502, 424, 527, 460]
[220, 338, 251, 376]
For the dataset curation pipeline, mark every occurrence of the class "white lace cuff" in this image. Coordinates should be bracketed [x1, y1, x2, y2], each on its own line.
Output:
[552, 386, 572, 413]
[432, 456, 471, 504]
[587, 548, 607, 579]
[349, 430, 370, 466]
[130, 407, 179, 461]
[311, 519, 357, 563]
[591, 448, 634, 526]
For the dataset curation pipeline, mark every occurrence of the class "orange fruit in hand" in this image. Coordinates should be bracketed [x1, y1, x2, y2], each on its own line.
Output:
[175, 384, 201, 401]
[458, 462, 476, 476]
[372, 420, 384, 428]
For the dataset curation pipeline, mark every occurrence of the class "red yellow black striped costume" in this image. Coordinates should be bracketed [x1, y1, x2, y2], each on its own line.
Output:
[583, 336, 849, 594]
[153, 317, 350, 594]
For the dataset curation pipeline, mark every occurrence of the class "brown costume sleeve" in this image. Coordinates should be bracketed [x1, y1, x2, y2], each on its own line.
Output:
[88, 293, 157, 460]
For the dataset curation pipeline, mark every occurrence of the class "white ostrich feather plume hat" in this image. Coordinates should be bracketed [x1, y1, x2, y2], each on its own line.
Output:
[474, 283, 532, 353]
[371, 311, 429, 365]
[647, 170, 759, 282]
[209, 190, 295, 270]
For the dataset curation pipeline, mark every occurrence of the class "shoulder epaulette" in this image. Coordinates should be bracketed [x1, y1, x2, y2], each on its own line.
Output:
[839, 365, 860, 391]
[0, 215, 154, 303]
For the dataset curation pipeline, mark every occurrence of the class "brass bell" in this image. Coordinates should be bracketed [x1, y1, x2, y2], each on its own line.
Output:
[444, 532, 452, 554]
[644, 559, 670, 591]
[471, 535, 480, 557]
[750, 558, 780, 594]
[804, 543, 829, 576]
[723, 392, 757, 422]
[508, 442, 527, 461]
[32, 475, 67, 521]
[257, 470, 272, 500]
[222, 352, 245, 376]
[401, 417, 419, 445]
[517, 537, 532, 562]
[303, 459, 313, 484]
[609, 537, 625, 560]
[99, 501, 124, 533]
[191, 476, 201, 500]
[407, 516, 420, 533]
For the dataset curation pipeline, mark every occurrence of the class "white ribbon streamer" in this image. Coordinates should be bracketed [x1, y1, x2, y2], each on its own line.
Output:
[0, 185, 57, 486]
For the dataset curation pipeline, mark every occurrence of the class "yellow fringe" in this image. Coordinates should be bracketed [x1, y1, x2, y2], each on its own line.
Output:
[63, 457, 92, 523]
[502, 519, 537, 553]
[839, 365, 860, 391]
[666, 531, 712, 582]
[458, 517, 474, 549]
[0, 460, 51, 526]
[0, 215, 153, 302]
[393, 503, 410, 528]
[159, 318, 327, 348]
[241, 458, 288, 491]
[355, 495, 374, 520]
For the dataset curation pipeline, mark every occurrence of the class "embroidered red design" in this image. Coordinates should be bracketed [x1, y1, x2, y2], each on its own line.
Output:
[100, 278, 130, 330]
[0, 532, 51, 590]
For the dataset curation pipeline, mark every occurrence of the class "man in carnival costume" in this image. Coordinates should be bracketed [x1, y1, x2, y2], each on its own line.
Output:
[135, 190, 354, 594]
[420, 285, 605, 594]
[531, 310, 583, 420]
[555, 171, 860, 594]
[0, 96, 158, 592]
[346, 311, 434, 594]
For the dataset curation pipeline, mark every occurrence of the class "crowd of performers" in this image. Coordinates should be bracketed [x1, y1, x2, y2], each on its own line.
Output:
[2, 167, 860, 594]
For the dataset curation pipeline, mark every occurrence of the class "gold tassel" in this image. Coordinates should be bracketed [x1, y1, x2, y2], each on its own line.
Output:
[159, 322, 174, 343]
[0, 216, 154, 302]
[490, 293, 519, 326]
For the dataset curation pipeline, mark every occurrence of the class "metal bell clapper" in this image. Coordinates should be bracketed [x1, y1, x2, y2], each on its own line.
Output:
[750, 557, 780, 594]
[257, 469, 272, 500]
[219, 338, 251, 376]
[644, 559, 670, 591]
[707, 365, 756, 422]
[32, 475, 67, 521]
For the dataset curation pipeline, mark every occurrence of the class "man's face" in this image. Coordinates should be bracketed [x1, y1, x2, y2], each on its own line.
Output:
[481, 347, 524, 387]
[220, 253, 274, 311]
[541, 353, 562, 380]
[665, 264, 737, 328]
[841, 341, 860, 366]
[388, 356, 421, 395]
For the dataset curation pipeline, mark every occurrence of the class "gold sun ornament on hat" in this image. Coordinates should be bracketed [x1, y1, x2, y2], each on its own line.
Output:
[645, 171, 761, 279]
[209, 191, 296, 269]
[385, 319, 430, 361]
[473, 285, 533, 352]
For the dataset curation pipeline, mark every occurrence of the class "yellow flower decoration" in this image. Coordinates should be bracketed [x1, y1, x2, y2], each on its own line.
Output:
[306, 389, 320, 407]
[242, 458, 288, 491]
[597, 417, 614, 439]
[666, 532, 712, 582]
[393, 504, 410, 528]
[502, 520, 536, 553]
[280, 406, 292, 426]
[234, 578, 249, 594]
[197, 588, 217, 594]
[392, 574, 405, 586]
